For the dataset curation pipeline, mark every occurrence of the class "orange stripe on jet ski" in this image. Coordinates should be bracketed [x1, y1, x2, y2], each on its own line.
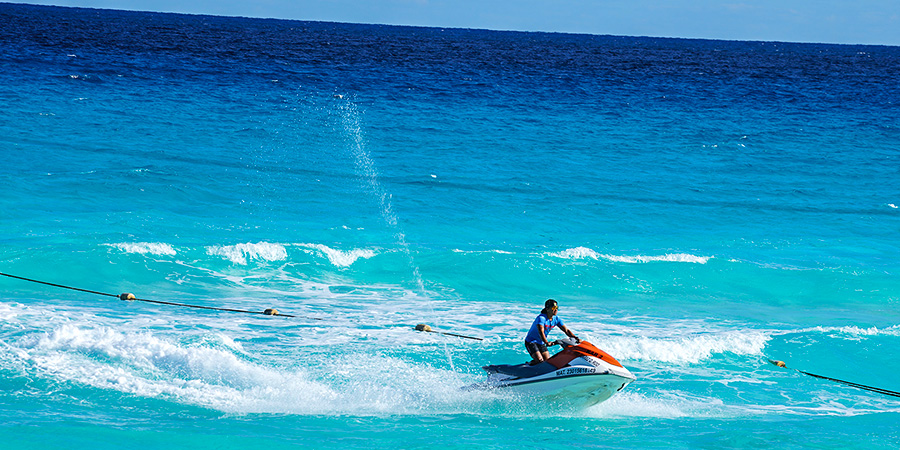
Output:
[545, 341, 625, 369]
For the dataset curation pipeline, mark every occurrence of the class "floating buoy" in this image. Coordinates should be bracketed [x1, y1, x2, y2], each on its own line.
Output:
[263, 308, 279, 316]
[414, 323, 482, 340]
[119, 293, 136, 301]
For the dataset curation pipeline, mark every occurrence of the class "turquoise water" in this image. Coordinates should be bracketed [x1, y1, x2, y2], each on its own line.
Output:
[1, 3, 899, 448]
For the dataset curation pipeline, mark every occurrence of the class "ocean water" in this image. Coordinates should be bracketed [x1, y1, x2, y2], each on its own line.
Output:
[1, 3, 899, 448]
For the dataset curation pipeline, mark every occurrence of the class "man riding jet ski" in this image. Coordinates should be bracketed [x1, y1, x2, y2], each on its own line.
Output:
[468, 300, 635, 406]
[472, 337, 636, 407]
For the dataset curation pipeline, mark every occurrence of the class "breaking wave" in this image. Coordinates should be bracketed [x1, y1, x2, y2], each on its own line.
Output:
[297, 244, 376, 267]
[106, 242, 177, 256]
[206, 242, 288, 265]
[105, 241, 377, 268]
[601, 330, 770, 364]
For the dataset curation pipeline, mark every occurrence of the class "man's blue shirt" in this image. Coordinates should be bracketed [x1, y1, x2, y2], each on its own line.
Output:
[525, 313, 564, 343]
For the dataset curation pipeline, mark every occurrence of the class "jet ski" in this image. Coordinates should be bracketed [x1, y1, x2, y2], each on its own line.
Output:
[468, 338, 635, 407]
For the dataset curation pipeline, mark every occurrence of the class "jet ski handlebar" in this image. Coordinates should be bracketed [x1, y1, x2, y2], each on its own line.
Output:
[554, 337, 580, 348]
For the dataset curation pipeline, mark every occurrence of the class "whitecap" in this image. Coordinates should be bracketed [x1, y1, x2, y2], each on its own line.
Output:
[206, 242, 287, 265]
[297, 244, 376, 267]
[599, 253, 712, 264]
[106, 242, 177, 256]
[547, 247, 600, 260]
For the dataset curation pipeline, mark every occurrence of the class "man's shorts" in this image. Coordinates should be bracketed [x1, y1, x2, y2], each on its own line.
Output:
[525, 340, 548, 355]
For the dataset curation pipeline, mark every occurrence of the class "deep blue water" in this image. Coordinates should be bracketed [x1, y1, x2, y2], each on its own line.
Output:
[1, 3, 899, 448]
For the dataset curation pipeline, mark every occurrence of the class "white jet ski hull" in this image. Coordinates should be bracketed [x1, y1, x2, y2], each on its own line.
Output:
[489, 371, 633, 406]
[470, 340, 636, 407]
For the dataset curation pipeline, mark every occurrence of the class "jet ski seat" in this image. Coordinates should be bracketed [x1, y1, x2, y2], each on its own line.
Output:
[482, 361, 557, 378]
[482, 340, 591, 378]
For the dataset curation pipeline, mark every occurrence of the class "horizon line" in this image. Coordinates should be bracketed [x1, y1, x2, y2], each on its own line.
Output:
[5, 1, 899, 48]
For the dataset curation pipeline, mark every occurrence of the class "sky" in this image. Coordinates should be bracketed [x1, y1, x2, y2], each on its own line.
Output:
[11, 1, 900, 46]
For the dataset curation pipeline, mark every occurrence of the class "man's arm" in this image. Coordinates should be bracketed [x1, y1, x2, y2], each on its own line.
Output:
[559, 325, 580, 343]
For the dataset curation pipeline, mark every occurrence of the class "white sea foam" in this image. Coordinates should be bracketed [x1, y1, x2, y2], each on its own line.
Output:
[206, 242, 287, 265]
[548, 246, 600, 259]
[800, 325, 900, 337]
[600, 330, 770, 364]
[592, 389, 900, 418]
[297, 244, 376, 267]
[17, 325, 339, 413]
[601, 253, 712, 264]
[0, 302, 19, 321]
[584, 391, 729, 418]
[744, 401, 900, 417]
[11, 324, 483, 414]
[548, 247, 711, 264]
[451, 249, 514, 255]
[107, 242, 177, 256]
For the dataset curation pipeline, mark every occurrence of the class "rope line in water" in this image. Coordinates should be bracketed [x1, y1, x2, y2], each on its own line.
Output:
[0, 271, 296, 318]
[415, 323, 483, 341]
[0, 272, 118, 298]
[768, 359, 900, 398]
[1, 272, 485, 340]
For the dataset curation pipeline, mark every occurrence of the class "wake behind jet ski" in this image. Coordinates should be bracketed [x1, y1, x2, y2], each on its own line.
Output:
[468, 337, 636, 407]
